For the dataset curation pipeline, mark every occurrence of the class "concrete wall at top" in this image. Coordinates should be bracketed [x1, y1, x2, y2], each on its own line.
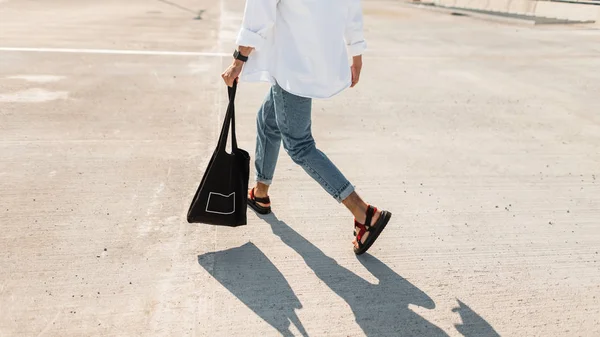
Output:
[434, 0, 600, 24]
[435, 0, 537, 14]
[535, 1, 600, 21]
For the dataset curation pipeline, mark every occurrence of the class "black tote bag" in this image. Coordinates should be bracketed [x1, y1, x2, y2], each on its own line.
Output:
[187, 82, 250, 226]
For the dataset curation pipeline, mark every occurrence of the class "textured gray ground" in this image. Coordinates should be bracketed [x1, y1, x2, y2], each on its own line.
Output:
[1, 0, 599, 336]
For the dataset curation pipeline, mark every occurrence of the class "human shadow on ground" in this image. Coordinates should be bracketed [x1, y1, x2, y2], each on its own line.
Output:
[453, 299, 501, 337]
[198, 241, 308, 337]
[259, 212, 449, 337]
[198, 212, 500, 336]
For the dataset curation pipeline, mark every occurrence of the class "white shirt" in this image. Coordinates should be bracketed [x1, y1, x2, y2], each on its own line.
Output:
[235, 0, 367, 99]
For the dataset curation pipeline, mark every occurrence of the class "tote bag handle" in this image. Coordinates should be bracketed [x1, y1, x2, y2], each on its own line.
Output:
[216, 81, 238, 153]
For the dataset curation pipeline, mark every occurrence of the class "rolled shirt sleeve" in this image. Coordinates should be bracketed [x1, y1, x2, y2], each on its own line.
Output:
[344, 0, 367, 56]
[236, 0, 278, 51]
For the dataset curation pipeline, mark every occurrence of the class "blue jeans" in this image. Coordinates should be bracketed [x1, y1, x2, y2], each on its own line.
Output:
[254, 83, 355, 203]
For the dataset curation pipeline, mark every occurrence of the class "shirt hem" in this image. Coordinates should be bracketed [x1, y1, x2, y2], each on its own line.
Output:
[282, 81, 352, 100]
[241, 71, 352, 99]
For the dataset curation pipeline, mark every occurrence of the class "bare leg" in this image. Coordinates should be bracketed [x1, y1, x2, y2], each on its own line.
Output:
[248, 182, 271, 208]
[342, 191, 382, 248]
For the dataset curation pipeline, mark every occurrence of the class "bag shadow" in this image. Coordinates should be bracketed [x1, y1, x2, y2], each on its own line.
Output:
[198, 242, 308, 337]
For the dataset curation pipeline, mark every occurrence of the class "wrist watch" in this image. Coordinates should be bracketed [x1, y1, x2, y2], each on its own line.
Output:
[233, 50, 248, 62]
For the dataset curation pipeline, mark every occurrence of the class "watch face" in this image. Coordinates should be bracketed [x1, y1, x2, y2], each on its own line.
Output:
[234, 50, 247, 62]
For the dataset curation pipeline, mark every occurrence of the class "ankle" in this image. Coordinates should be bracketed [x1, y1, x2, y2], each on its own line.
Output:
[255, 183, 270, 197]
[343, 192, 369, 223]
[354, 204, 381, 225]
[352, 204, 368, 224]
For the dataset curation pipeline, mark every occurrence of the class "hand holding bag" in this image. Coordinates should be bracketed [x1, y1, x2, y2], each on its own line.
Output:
[187, 82, 250, 226]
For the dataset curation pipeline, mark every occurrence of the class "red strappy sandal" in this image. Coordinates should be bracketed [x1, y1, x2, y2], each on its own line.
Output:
[354, 205, 392, 255]
[247, 187, 272, 215]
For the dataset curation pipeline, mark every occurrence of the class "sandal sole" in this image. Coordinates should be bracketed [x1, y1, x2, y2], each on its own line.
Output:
[247, 199, 271, 215]
[354, 211, 392, 255]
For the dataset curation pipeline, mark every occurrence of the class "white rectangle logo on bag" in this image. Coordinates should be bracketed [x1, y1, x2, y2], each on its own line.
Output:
[205, 192, 236, 215]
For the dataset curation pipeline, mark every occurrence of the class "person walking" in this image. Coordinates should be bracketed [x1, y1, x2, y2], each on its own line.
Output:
[221, 0, 391, 255]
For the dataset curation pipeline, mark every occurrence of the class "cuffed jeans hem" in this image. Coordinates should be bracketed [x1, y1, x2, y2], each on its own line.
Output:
[335, 182, 355, 203]
[256, 176, 273, 186]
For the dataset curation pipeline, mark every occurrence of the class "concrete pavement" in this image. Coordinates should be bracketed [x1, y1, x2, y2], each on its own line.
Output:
[1, 0, 599, 336]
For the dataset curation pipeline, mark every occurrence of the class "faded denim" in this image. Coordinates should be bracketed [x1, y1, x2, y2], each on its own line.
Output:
[254, 83, 354, 203]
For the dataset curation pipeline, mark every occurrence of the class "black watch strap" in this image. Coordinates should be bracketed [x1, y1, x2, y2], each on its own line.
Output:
[233, 50, 248, 62]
